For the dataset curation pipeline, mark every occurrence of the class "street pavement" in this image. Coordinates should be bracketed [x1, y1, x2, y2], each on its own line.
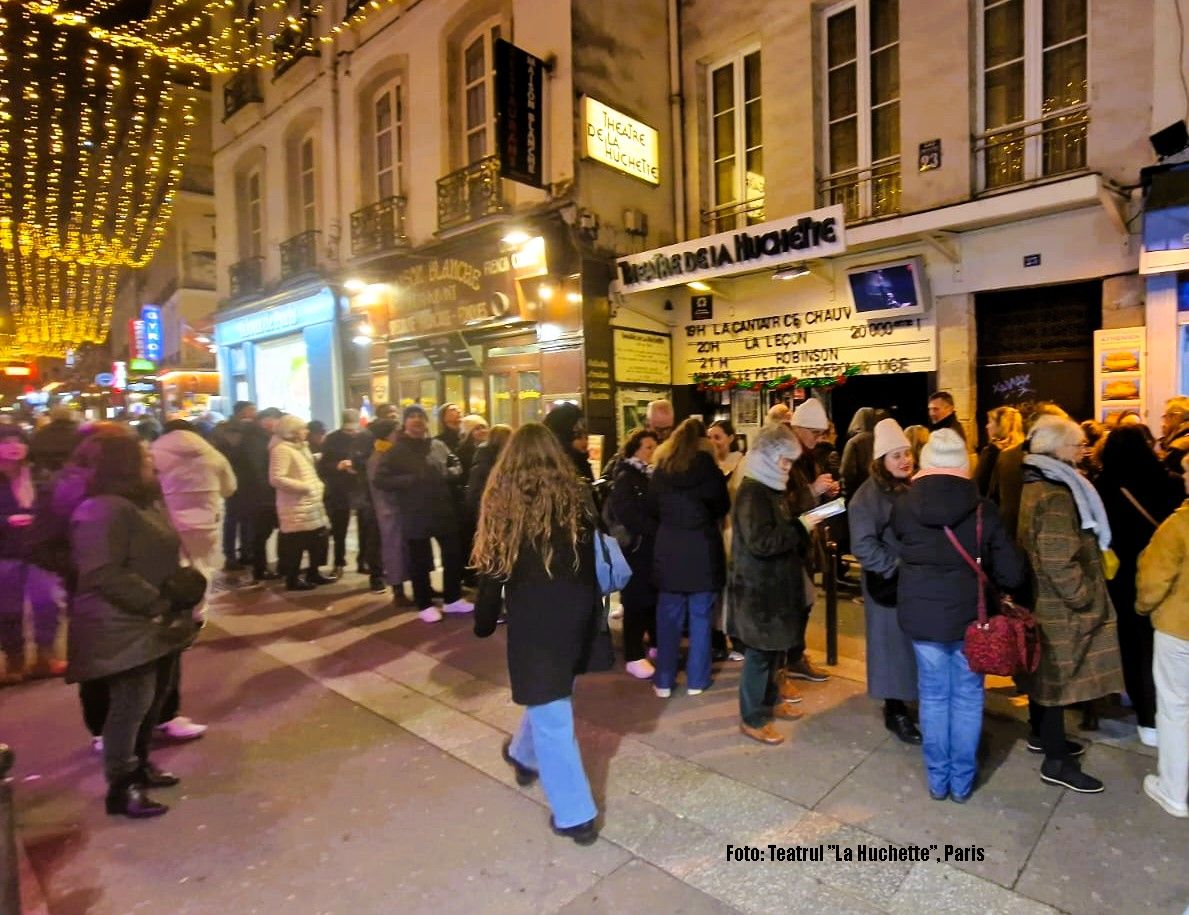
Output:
[2, 574, 1187, 915]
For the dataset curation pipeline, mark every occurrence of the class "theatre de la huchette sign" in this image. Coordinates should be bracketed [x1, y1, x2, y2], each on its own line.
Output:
[616, 206, 847, 293]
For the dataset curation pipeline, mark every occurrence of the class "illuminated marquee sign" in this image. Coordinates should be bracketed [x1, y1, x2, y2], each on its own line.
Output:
[580, 96, 660, 185]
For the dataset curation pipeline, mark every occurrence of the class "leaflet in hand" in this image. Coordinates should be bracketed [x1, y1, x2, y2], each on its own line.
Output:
[800, 497, 846, 524]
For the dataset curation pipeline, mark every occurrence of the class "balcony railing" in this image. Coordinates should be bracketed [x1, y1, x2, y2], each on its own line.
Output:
[819, 158, 901, 224]
[700, 198, 766, 235]
[183, 250, 217, 290]
[437, 155, 505, 232]
[273, 13, 319, 77]
[223, 69, 262, 120]
[280, 229, 320, 279]
[975, 105, 1089, 193]
[229, 256, 264, 299]
[350, 196, 408, 258]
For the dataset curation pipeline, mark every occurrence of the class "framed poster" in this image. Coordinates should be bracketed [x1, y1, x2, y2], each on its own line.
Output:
[1093, 327, 1145, 425]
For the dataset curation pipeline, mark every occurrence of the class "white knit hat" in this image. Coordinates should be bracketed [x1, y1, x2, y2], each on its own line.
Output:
[872, 418, 911, 460]
[791, 397, 829, 431]
[919, 428, 968, 472]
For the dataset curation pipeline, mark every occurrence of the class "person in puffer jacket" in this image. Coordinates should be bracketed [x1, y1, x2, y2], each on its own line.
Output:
[151, 419, 237, 606]
[268, 415, 331, 591]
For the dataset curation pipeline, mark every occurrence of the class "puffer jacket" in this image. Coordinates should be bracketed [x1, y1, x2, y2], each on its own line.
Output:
[151, 429, 237, 532]
[268, 438, 328, 533]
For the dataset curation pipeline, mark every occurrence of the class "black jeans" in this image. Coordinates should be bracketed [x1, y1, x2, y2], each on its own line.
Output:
[222, 493, 253, 563]
[328, 508, 352, 568]
[80, 654, 184, 736]
[99, 653, 178, 782]
[278, 528, 329, 583]
[1030, 700, 1069, 761]
[406, 533, 462, 609]
[739, 647, 782, 727]
[357, 506, 383, 576]
[251, 506, 279, 576]
[1116, 605, 1158, 728]
[622, 598, 656, 663]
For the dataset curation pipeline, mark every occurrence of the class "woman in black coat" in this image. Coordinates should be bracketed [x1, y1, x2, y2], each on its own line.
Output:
[472, 423, 601, 846]
[1094, 425, 1182, 745]
[543, 403, 594, 483]
[892, 429, 1025, 802]
[607, 429, 660, 680]
[648, 418, 730, 698]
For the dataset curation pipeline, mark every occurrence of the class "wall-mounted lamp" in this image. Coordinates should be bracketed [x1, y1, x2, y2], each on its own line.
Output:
[772, 265, 810, 281]
[502, 229, 531, 246]
[687, 281, 711, 292]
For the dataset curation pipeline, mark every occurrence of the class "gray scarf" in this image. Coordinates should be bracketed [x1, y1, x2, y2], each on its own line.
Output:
[744, 447, 792, 491]
[1024, 453, 1112, 550]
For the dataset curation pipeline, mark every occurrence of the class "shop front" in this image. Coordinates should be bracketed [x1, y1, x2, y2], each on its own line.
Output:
[212, 285, 344, 424]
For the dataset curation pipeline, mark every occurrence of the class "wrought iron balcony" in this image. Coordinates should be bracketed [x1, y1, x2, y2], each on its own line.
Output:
[280, 229, 320, 279]
[273, 12, 319, 77]
[975, 105, 1089, 193]
[350, 196, 408, 258]
[437, 155, 505, 232]
[818, 158, 901, 224]
[223, 69, 262, 120]
[229, 256, 264, 299]
[701, 198, 766, 235]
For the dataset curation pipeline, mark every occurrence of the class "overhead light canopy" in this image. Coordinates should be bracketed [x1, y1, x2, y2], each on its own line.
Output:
[686, 281, 712, 292]
[772, 265, 810, 281]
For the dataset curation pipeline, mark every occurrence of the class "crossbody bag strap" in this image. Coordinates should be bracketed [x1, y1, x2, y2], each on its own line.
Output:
[1119, 487, 1160, 528]
[944, 504, 990, 624]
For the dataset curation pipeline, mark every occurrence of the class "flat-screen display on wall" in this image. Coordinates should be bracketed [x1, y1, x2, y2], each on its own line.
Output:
[845, 257, 928, 319]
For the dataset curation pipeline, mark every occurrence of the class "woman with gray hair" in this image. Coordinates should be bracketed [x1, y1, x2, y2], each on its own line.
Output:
[729, 423, 816, 745]
[1018, 414, 1123, 794]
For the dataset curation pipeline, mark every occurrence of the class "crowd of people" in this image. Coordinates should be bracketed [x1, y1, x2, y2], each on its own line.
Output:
[1, 388, 1188, 843]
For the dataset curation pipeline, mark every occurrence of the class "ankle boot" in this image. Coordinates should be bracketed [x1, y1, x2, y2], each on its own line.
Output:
[286, 577, 316, 592]
[135, 760, 180, 788]
[885, 710, 923, 745]
[105, 775, 169, 818]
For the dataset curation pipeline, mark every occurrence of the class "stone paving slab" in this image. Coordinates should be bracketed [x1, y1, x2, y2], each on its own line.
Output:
[555, 858, 742, 914]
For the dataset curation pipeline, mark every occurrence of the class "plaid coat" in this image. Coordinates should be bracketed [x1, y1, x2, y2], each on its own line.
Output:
[1017, 477, 1123, 706]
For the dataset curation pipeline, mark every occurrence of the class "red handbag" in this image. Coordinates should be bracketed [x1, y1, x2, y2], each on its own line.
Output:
[944, 505, 1040, 677]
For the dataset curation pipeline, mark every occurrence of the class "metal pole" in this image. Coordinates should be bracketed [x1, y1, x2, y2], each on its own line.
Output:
[0, 744, 20, 915]
[823, 535, 839, 667]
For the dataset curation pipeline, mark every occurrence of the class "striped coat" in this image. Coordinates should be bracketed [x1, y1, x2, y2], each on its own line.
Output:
[1017, 477, 1123, 706]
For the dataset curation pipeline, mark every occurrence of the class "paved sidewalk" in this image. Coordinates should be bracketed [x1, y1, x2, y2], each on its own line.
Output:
[3, 576, 1187, 914]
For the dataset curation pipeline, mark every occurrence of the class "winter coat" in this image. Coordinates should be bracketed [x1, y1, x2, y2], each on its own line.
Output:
[989, 443, 1025, 540]
[840, 431, 874, 502]
[1136, 501, 1189, 641]
[0, 467, 36, 561]
[649, 450, 729, 593]
[1161, 422, 1189, 476]
[849, 475, 918, 700]
[609, 460, 657, 608]
[268, 438, 329, 533]
[465, 443, 499, 522]
[474, 526, 601, 706]
[366, 445, 407, 584]
[974, 443, 1002, 498]
[29, 419, 78, 476]
[151, 430, 236, 532]
[928, 411, 966, 442]
[892, 472, 1025, 643]
[67, 495, 197, 683]
[317, 429, 362, 512]
[728, 477, 810, 650]
[1017, 474, 1124, 705]
[212, 419, 264, 499]
[371, 436, 459, 540]
[437, 426, 462, 452]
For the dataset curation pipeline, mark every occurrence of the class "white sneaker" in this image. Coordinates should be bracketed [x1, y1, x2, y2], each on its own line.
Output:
[156, 716, 207, 741]
[90, 736, 103, 754]
[1137, 725, 1159, 747]
[687, 688, 704, 696]
[419, 606, 443, 623]
[625, 658, 655, 680]
[653, 686, 671, 698]
[443, 599, 474, 615]
[1143, 774, 1188, 818]
[727, 651, 745, 662]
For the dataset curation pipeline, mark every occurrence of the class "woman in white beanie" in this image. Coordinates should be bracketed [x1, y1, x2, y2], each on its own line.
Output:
[847, 418, 921, 744]
[892, 428, 1025, 802]
[268, 415, 332, 591]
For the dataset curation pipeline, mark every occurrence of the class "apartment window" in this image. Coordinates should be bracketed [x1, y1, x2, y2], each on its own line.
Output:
[246, 169, 262, 257]
[979, 0, 1088, 190]
[299, 135, 316, 232]
[821, 0, 900, 222]
[462, 20, 500, 164]
[704, 49, 763, 233]
[374, 79, 404, 200]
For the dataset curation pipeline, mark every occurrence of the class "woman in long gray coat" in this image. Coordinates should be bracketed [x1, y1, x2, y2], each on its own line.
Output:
[1018, 415, 1123, 795]
[848, 418, 920, 744]
[365, 419, 407, 603]
[68, 431, 199, 819]
[729, 424, 813, 746]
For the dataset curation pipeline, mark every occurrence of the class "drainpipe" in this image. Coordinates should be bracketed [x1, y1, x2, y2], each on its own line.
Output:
[668, 0, 686, 241]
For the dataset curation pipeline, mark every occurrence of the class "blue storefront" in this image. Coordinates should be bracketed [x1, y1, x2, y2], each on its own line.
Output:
[213, 286, 345, 425]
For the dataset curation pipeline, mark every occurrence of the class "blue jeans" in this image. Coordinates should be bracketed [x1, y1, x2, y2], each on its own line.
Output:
[509, 697, 597, 829]
[655, 591, 716, 690]
[912, 639, 984, 798]
[0, 560, 61, 657]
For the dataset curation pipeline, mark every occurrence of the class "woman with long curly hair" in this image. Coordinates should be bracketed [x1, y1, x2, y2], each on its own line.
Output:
[472, 423, 601, 846]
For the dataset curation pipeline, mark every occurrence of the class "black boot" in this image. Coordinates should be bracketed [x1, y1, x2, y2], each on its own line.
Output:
[135, 760, 180, 788]
[286, 577, 316, 592]
[105, 775, 169, 818]
[884, 708, 922, 745]
[501, 738, 538, 787]
[550, 815, 598, 846]
[1040, 758, 1104, 793]
[305, 570, 335, 586]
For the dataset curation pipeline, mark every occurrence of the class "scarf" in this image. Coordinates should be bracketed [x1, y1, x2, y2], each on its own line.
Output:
[626, 456, 653, 477]
[745, 446, 792, 491]
[1024, 453, 1112, 550]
